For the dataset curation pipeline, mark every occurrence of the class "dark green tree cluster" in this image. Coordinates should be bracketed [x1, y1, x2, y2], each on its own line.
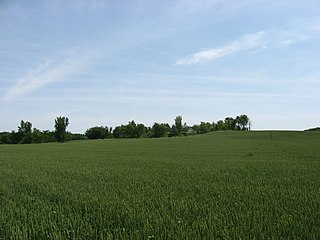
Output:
[112, 121, 147, 139]
[85, 126, 111, 139]
[0, 116, 85, 144]
[305, 127, 320, 131]
[109, 115, 250, 139]
[192, 114, 250, 134]
[168, 116, 191, 137]
[0, 120, 54, 144]
[151, 123, 170, 138]
[109, 117, 188, 139]
[1, 114, 251, 144]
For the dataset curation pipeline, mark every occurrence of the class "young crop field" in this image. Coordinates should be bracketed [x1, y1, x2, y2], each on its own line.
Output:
[0, 131, 320, 239]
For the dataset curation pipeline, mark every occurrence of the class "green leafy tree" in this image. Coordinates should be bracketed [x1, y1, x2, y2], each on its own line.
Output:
[0, 132, 11, 144]
[211, 122, 216, 131]
[216, 120, 225, 131]
[18, 120, 32, 134]
[9, 131, 21, 144]
[182, 123, 192, 136]
[152, 123, 170, 138]
[32, 128, 43, 143]
[170, 124, 179, 137]
[113, 125, 126, 139]
[224, 117, 236, 130]
[236, 114, 249, 131]
[136, 123, 146, 138]
[125, 121, 136, 138]
[85, 126, 107, 139]
[54, 116, 69, 142]
[192, 124, 200, 134]
[112, 122, 146, 139]
[199, 122, 212, 134]
[42, 130, 56, 143]
[18, 120, 32, 144]
[109, 127, 113, 138]
[174, 116, 183, 136]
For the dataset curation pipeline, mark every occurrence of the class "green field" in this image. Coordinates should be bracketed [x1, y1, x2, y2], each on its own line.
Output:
[0, 131, 320, 239]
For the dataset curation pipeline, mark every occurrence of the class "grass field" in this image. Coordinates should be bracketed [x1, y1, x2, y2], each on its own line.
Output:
[0, 131, 320, 239]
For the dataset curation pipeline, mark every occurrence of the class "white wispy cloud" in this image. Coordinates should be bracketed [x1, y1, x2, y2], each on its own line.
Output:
[175, 31, 266, 65]
[176, 20, 319, 66]
[4, 56, 88, 101]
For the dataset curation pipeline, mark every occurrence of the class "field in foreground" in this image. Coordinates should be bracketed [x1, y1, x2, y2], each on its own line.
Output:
[0, 131, 320, 239]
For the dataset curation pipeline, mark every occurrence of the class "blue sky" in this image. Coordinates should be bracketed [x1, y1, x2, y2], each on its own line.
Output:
[1, 0, 319, 132]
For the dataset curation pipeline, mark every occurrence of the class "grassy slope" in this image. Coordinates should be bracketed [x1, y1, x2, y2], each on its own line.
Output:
[0, 131, 320, 239]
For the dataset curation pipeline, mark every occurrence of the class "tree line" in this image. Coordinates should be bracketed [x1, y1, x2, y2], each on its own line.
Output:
[0, 117, 76, 144]
[305, 127, 320, 132]
[0, 114, 250, 144]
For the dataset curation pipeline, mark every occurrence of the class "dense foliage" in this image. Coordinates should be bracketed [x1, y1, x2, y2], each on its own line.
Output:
[85, 126, 110, 139]
[0, 114, 251, 144]
[54, 116, 70, 143]
[91, 114, 251, 140]
[0, 131, 320, 239]
[0, 117, 84, 144]
[305, 127, 320, 131]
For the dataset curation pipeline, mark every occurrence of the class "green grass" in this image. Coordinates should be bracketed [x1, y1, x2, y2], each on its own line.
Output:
[0, 131, 320, 239]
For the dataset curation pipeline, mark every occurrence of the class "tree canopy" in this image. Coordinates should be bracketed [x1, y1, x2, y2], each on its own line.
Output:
[0, 114, 251, 144]
[54, 117, 69, 143]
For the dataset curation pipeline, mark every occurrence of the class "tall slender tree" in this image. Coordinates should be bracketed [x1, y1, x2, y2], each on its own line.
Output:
[174, 116, 183, 136]
[54, 116, 69, 142]
[18, 120, 32, 144]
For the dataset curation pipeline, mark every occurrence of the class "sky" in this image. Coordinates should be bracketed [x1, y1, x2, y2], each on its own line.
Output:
[0, 0, 319, 133]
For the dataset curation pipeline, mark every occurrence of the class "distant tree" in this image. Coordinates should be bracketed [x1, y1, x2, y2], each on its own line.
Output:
[32, 128, 43, 143]
[236, 115, 249, 131]
[212, 122, 216, 131]
[109, 127, 113, 138]
[0, 132, 11, 144]
[224, 117, 236, 130]
[18, 120, 32, 144]
[199, 122, 212, 134]
[112, 121, 146, 139]
[174, 116, 183, 135]
[305, 127, 320, 131]
[8, 131, 21, 144]
[182, 123, 192, 135]
[105, 126, 110, 138]
[125, 121, 136, 138]
[192, 124, 201, 134]
[169, 124, 179, 137]
[85, 126, 107, 139]
[18, 120, 32, 134]
[136, 123, 146, 138]
[151, 123, 170, 138]
[113, 125, 125, 139]
[215, 120, 225, 131]
[145, 126, 152, 137]
[42, 130, 56, 143]
[54, 116, 69, 142]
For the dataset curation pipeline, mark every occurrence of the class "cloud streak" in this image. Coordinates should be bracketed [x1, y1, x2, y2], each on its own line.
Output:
[4, 56, 87, 101]
[176, 31, 266, 65]
[176, 21, 318, 66]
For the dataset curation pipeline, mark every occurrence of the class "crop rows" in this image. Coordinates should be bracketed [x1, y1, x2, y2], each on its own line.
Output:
[0, 131, 320, 239]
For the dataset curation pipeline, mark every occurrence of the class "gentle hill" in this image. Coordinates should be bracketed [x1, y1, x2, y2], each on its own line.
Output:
[0, 131, 320, 239]
[305, 127, 320, 131]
